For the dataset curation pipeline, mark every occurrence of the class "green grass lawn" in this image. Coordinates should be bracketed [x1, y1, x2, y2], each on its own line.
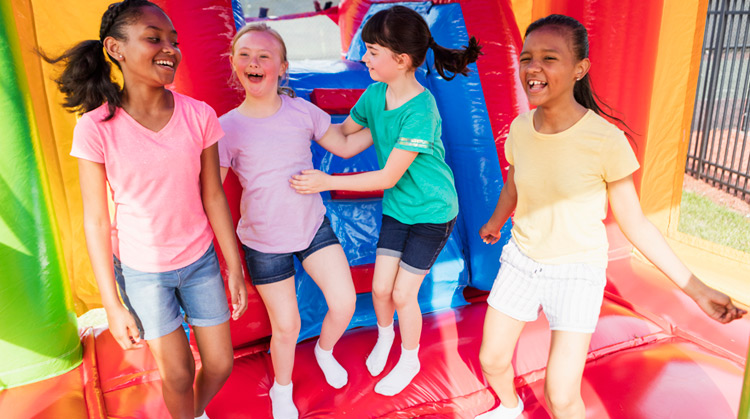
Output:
[678, 190, 750, 253]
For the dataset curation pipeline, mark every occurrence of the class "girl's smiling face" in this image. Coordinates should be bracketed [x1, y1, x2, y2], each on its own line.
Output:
[231, 30, 288, 98]
[519, 27, 589, 109]
[113, 6, 181, 87]
[362, 43, 409, 83]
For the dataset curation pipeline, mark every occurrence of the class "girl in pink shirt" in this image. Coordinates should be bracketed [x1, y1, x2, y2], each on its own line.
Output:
[219, 23, 366, 419]
[44, 1, 247, 418]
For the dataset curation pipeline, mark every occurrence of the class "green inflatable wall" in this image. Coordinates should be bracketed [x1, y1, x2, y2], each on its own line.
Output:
[0, 2, 81, 389]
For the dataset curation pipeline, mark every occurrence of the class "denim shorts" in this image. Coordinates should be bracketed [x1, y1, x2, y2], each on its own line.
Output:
[113, 242, 230, 340]
[242, 216, 341, 286]
[376, 214, 456, 275]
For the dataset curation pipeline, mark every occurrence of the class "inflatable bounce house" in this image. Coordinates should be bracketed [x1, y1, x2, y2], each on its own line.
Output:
[1, 0, 749, 417]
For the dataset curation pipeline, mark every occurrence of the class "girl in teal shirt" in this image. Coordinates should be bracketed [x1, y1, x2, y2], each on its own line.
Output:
[290, 5, 481, 396]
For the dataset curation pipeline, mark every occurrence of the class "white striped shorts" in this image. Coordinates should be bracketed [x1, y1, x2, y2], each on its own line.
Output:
[487, 239, 606, 333]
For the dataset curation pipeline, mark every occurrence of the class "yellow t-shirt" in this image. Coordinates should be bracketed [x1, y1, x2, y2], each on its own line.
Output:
[505, 109, 640, 268]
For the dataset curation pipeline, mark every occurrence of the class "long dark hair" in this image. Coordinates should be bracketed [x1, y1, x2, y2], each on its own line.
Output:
[526, 14, 633, 134]
[40, 0, 162, 120]
[361, 5, 482, 81]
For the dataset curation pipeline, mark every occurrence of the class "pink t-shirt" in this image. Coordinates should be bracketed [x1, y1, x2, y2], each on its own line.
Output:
[71, 91, 223, 272]
[219, 95, 330, 253]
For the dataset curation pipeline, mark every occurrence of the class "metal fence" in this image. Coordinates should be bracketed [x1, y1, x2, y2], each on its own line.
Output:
[687, 0, 750, 199]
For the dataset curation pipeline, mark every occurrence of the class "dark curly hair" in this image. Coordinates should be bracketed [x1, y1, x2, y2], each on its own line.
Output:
[40, 0, 163, 120]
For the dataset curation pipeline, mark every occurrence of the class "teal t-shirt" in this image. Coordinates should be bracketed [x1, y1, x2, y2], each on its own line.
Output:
[350, 82, 458, 224]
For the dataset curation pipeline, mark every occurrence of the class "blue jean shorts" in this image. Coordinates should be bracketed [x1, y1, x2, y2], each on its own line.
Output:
[376, 214, 456, 275]
[114, 242, 230, 340]
[242, 216, 341, 286]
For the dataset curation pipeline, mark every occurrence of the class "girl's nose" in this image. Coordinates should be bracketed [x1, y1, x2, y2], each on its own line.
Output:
[527, 59, 541, 72]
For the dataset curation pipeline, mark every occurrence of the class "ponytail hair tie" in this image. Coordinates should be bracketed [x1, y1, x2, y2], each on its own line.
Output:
[428, 37, 436, 47]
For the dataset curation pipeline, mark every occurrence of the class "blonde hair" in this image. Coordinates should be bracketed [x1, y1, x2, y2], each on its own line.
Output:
[229, 22, 295, 97]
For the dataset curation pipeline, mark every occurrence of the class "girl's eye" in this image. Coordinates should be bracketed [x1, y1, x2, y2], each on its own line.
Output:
[239, 52, 248, 57]
[148, 37, 159, 43]
[544, 56, 556, 61]
[171, 42, 180, 47]
[519, 57, 530, 62]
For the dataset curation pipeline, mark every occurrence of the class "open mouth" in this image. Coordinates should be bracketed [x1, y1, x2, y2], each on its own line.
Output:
[527, 80, 547, 92]
[155, 60, 174, 69]
[245, 72, 264, 83]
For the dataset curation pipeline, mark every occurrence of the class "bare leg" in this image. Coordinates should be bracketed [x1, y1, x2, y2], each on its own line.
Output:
[192, 321, 233, 417]
[371, 255, 400, 327]
[302, 244, 356, 388]
[255, 278, 300, 384]
[373, 267, 426, 396]
[475, 307, 526, 418]
[389, 267, 426, 350]
[544, 330, 592, 419]
[301, 244, 356, 350]
[366, 255, 401, 375]
[147, 327, 196, 419]
[256, 278, 300, 419]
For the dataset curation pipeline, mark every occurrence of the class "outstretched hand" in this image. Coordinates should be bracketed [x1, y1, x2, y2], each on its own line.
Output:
[289, 169, 331, 194]
[692, 284, 746, 324]
[685, 276, 746, 323]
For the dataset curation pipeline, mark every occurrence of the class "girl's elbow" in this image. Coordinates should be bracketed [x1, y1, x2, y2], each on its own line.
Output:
[82, 218, 110, 235]
[336, 150, 357, 160]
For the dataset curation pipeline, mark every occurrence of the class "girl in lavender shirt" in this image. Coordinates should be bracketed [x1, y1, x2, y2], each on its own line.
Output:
[219, 23, 369, 419]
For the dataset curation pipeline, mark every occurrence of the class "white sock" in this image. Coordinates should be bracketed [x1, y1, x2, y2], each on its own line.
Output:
[366, 322, 395, 376]
[374, 344, 420, 396]
[475, 395, 524, 419]
[194, 412, 209, 419]
[269, 381, 299, 419]
[314, 340, 348, 389]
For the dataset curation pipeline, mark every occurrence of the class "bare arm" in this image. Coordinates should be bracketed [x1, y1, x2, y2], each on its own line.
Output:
[289, 148, 418, 193]
[340, 115, 364, 136]
[479, 166, 518, 245]
[316, 123, 374, 159]
[201, 144, 247, 320]
[608, 174, 745, 323]
[78, 159, 143, 350]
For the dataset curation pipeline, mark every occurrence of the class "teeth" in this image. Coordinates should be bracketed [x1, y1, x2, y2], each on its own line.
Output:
[528, 80, 546, 86]
[155, 60, 173, 67]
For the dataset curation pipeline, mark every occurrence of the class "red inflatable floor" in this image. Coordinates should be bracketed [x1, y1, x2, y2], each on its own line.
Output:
[3, 253, 747, 419]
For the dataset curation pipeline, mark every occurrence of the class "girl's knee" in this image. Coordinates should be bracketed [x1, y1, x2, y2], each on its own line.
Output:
[371, 283, 394, 302]
[544, 385, 580, 414]
[391, 287, 416, 309]
[161, 365, 196, 393]
[273, 317, 301, 343]
[330, 292, 356, 319]
[203, 354, 233, 381]
[479, 348, 512, 375]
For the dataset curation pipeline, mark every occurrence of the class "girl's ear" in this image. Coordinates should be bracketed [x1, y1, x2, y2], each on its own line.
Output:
[281, 61, 289, 78]
[103, 36, 122, 62]
[576, 57, 591, 81]
[396, 52, 412, 69]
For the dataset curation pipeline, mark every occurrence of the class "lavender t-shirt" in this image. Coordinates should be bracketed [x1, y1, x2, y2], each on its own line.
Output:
[219, 95, 331, 253]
